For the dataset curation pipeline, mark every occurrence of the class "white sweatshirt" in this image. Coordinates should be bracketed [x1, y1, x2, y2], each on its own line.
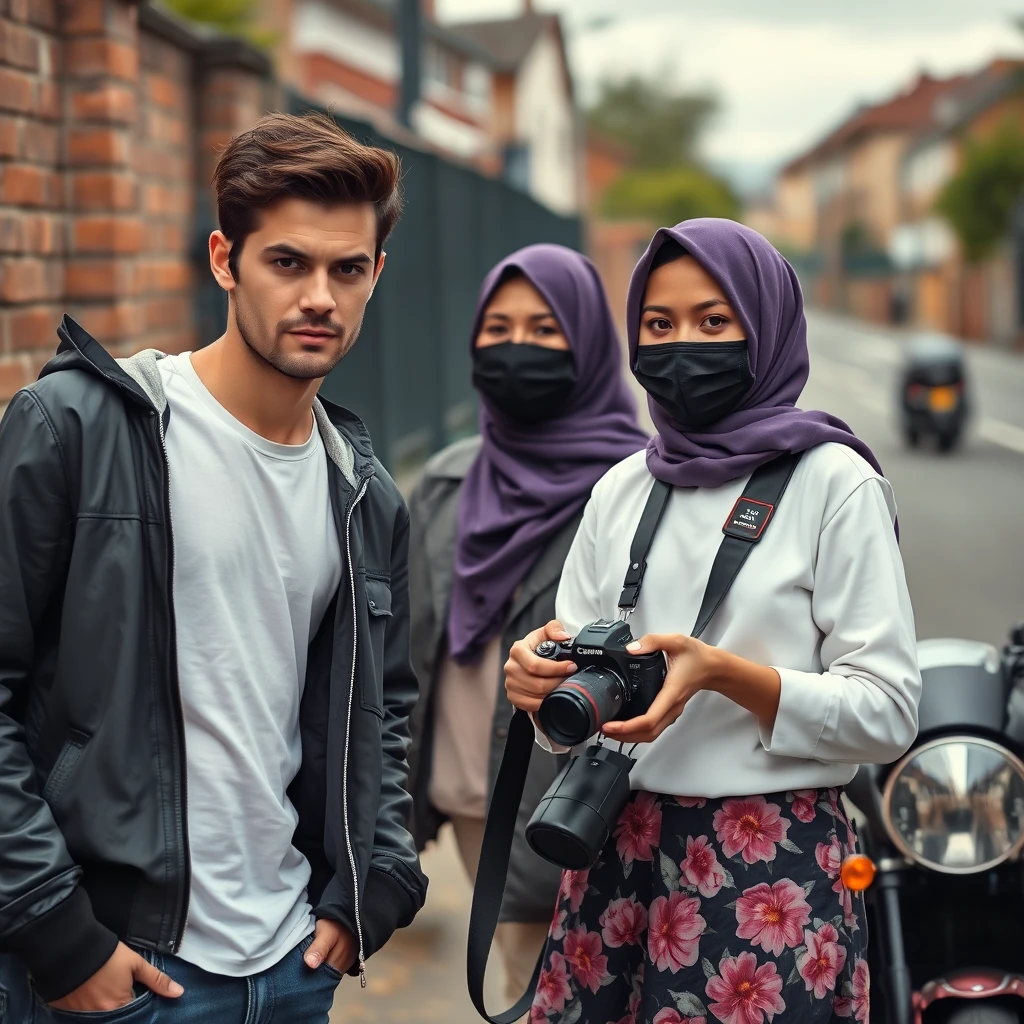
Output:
[536, 443, 921, 798]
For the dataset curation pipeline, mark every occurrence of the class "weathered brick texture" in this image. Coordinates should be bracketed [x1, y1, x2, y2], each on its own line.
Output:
[0, 0, 275, 409]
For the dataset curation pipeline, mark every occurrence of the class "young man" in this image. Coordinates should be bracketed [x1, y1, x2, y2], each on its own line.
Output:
[0, 112, 427, 1022]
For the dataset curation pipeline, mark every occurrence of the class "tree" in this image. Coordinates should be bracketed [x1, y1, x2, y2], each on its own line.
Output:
[602, 165, 738, 226]
[587, 74, 734, 223]
[587, 76, 719, 170]
[161, 0, 275, 49]
[935, 122, 1024, 262]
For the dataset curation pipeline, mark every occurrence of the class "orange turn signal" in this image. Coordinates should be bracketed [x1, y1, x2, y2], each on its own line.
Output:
[840, 854, 876, 892]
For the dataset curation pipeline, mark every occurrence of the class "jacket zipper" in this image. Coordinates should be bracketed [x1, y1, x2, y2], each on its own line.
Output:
[156, 410, 192, 947]
[344, 476, 370, 986]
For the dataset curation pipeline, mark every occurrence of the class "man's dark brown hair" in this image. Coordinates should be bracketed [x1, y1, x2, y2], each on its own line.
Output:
[213, 111, 403, 280]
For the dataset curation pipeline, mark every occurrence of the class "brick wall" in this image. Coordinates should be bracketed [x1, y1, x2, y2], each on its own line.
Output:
[0, 0, 276, 409]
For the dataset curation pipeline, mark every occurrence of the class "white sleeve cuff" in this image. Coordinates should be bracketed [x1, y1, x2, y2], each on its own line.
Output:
[758, 667, 838, 760]
[529, 712, 572, 754]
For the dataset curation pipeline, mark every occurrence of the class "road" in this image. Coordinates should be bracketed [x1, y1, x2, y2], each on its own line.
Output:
[329, 312, 1024, 1023]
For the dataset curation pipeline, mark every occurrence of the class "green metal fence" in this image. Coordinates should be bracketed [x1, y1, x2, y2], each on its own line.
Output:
[291, 95, 583, 478]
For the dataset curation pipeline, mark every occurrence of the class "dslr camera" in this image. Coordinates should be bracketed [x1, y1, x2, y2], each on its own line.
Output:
[534, 619, 667, 747]
[525, 619, 667, 871]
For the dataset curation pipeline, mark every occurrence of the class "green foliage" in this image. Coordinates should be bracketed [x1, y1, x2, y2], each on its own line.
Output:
[160, 0, 276, 50]
[935, 122, 1024, 262]
[587, 75, 719, 170]
[601, 164, 739, 225]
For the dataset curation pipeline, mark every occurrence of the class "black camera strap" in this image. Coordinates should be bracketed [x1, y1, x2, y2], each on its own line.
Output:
[467, 451, 803, 1023]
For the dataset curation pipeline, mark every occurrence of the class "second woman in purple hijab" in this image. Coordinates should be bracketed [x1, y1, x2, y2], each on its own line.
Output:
[405, 244, 646, 1005]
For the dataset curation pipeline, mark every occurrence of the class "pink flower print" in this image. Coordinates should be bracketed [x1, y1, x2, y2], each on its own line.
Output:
[735, 879, 811, 956]
[648, 891, 705, 972]
[534, 950, 572, 1015]
[705, 952, 786, 1024]
[833, 996, 853, 1018]
[852, 959, 870, 1023]
[680, 835, 727, 898]
[713, 797, 790, 865]
[676, 795, 708, 808]
[816, 836, 857, 925]
[614, 792, 662, 865]
[563, 925, 609, 994]
[529, 1006, 548, 1024]
[797, 923, 847, 999]
[599, 897, 649, 948]
[790, 790, 818, 823]
[550, 903, 567, 942]
[559, 868, 590, 913]
[652, 1010, 706, 1024]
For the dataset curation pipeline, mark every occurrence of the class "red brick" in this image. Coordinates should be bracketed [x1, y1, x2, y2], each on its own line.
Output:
[71, 171, 135, 211]
[22, 214, 63, 255]
[72, 216, 141, 254]
[61, 0, 109, 35]
[137, 259, 190, 293]
[0, 257, 61, 303]
[1, 164, 54, 207]
[66, 127, 130, 167]
[65, 39, 138, 83]
[63, 0, 135, 38]
[65, 258, 132, 299]
[144, 296, 188, 330]
[1, 21, 41, 70]
[0, 115, 17, 158]
[0, 213, 22, 252]
[26, 0, 56, 30]
[0, 68, 35, 114]
[7, 306, 58, 351]
[145, 72, 181, 110]
[36, 80, 60, 121]
[0, 357, 29, 402]
[20, 121, 59, 163]
[70, 81, 135, 124]
[68, 301, 139, 343]
[7, 0, 28, 21]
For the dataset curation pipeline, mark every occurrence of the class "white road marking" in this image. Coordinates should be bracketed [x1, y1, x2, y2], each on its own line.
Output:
[977, 417, 1024, 456]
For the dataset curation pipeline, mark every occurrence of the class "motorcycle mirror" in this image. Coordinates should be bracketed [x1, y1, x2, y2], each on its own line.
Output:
[1011, 622, 1024, 647]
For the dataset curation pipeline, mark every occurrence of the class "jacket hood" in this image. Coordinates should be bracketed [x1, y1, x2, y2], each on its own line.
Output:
[40, 315, 362, 486]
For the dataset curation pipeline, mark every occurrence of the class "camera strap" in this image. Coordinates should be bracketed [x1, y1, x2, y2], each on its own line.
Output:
[467, 451, 803, 1024]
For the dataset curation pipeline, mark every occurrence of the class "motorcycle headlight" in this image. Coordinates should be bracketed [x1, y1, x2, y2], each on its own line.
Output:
[882, 736, 1024, 873]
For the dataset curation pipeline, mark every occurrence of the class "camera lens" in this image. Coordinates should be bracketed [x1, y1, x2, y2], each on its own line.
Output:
[537, 667, 627, 747]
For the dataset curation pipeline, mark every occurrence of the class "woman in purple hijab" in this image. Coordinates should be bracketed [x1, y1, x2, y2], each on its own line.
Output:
[506, 221, 921, 1023]
[405, 244, 647, 1005]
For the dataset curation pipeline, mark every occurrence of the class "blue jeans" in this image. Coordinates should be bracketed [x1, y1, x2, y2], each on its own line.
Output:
[0, 935, 340, 1024]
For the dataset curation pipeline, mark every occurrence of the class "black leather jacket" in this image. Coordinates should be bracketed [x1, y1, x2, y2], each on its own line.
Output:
[0, 317, 427, 1001]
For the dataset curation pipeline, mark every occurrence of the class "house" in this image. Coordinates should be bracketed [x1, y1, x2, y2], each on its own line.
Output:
[256, 0, 581, 214]
[451, 6, 580, 215]
[892, 60, 1024, 343]
[759, 72, 970, 320]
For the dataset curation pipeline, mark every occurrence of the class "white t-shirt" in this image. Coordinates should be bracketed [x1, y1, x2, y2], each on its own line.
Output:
[538, 443, 921, 797]
[158, 353, 342, 976]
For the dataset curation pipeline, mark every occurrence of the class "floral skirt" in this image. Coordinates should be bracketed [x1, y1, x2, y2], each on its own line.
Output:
[531, 788, 869, 1024]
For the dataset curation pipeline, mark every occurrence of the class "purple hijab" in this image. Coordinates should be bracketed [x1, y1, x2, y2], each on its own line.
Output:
[448, 244, 649, 663]
[627, 219, 886, 487]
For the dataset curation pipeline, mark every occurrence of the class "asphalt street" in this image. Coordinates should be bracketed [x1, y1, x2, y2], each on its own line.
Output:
[329, 313, 1024, 1023]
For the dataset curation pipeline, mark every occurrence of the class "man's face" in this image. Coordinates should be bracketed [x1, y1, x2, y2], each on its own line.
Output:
[220, 197, 383, 381]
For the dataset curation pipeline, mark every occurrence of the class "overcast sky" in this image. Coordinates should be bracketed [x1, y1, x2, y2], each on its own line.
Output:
[437, 0, 1024, 193]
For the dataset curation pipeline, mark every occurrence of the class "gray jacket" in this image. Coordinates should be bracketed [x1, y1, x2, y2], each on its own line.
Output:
[406, 436, 582, 923]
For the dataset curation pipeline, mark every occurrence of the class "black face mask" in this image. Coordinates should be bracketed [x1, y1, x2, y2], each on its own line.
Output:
[634, 340, 753, 428]
[472, 342, 576, 424]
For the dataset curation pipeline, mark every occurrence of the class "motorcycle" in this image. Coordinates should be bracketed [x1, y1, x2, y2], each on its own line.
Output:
[846, 624, 1024, 1024]
[898, 333, 969, 453]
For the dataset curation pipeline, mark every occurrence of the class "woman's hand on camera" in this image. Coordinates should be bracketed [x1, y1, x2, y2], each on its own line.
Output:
[602, 633, 782, 744]
[600, 633, 714, 743]
[504, 619, 578, 713]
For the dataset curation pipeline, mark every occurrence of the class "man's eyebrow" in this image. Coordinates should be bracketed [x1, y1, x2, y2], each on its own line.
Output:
[260, 244, 373, 266]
